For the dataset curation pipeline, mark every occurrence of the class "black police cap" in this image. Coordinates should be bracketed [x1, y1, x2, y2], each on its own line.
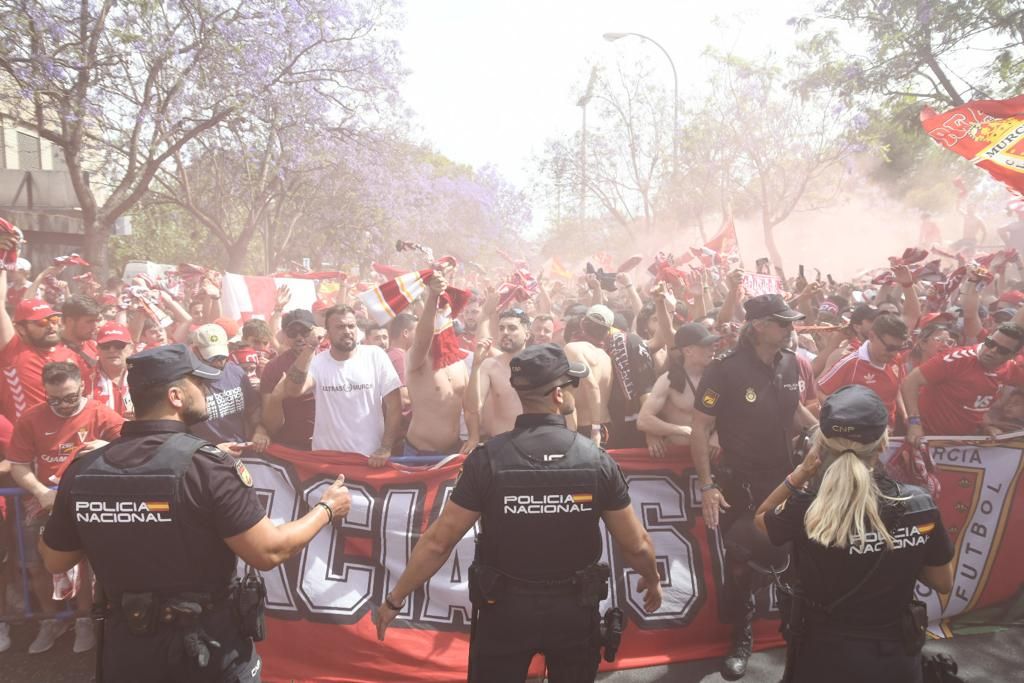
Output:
[126, 343, 222, 392]
[820, 385, 888, 444]
[509, 343, 588, 391]
[743, 293, 805, 322]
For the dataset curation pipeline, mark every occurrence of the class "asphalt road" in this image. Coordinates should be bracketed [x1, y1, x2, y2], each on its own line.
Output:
[0, 619, 1016, 681]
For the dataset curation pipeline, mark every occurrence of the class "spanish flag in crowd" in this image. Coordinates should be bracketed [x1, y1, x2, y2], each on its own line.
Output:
[921, 94, 1024, 196]
[358, 261, 469, 370]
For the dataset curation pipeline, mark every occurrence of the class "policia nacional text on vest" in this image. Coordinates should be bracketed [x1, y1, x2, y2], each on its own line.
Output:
[70, 431, 266, 683]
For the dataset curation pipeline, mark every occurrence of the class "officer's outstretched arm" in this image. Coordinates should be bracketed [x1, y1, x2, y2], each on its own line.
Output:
[226, 474, 351, 570]
[602, 507, 662, 612]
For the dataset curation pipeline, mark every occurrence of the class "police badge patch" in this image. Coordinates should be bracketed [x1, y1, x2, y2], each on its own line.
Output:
[701, 389, 720, 408]
[235, 460, 254, 487]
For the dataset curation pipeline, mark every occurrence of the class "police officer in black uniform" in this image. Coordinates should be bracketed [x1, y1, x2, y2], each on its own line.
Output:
[374, 343, 662, 682]
[690, 293, 819, 680]
[754, 385, 955, 683]
[38, 344, 352, 682]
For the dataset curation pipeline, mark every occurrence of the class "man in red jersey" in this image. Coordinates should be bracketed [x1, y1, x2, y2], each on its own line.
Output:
[818, 313, 909, 426]
[0, 267, 78, 423]
[902, 323, 1024, 442]
[85, 322, 135, 418]
[7, 361, 123, 654]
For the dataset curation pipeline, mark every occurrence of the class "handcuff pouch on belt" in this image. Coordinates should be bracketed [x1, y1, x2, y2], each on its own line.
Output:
[236, 566, 267, 641]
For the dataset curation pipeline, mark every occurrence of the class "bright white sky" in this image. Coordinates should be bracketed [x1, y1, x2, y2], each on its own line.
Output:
[398, 0, 815, 232]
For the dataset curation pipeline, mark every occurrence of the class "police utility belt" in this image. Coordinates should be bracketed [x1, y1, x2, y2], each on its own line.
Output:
[97, 569, 266, 643]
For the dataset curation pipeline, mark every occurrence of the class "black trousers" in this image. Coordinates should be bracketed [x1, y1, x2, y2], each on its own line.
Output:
[101, 606, 261, 683]
[469, 592, 602, 683]
[792, 634, 922, 683]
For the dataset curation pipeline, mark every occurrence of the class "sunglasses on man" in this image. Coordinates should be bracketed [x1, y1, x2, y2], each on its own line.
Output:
[545, 376, 581, 395]
[29, 315, 61, 329]
[98, 341, 129, 351]
[46, 392, 81, 408]
[983, 337, 1018, 356]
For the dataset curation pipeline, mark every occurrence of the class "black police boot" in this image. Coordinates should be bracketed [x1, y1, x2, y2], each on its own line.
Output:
[721, 620, 753, 681]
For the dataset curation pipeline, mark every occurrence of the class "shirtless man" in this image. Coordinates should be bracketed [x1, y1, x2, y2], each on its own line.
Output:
[637, 323, 721, 458]
[404, 274, 469, 455]
[564, 335, 612, 446]
[464, 309, 529, 447]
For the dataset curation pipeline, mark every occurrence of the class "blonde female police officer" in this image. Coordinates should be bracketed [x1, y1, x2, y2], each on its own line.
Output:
[754, 385, 955, 683]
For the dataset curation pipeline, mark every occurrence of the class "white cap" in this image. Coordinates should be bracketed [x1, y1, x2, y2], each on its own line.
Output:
[15, 258, 30, 272]
[585, 304, 615, 328]
[192, 323, 230, 360]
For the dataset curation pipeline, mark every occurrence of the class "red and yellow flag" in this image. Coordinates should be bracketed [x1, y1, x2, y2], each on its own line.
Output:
[921, 95, 1024, 195]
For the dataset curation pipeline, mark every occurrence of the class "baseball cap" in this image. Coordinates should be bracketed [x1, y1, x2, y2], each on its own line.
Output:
[96, 322, 132, 345]
[126, 343, 221, 391]
[820, 385, 888, 444]
[282, 309, 315, 330]
[585, 304, 615, 328]
[509, 343, 589, 391]
[15, 257, 30, 272]
[674, 323, 720, 348]
[192, 324, 230, 360]
[743, 294, 805, 322]
[999, 290, 1024, 305]
[14, 298, 59, 322]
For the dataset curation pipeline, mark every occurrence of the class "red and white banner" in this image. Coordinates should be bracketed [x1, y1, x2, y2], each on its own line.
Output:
[246, 435, 1024, 682]
[741, 273, 783, 297]
[220, 273, 318, 321]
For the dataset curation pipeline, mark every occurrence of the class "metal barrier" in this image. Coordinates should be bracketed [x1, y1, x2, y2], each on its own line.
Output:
[1, 486, 81, 624]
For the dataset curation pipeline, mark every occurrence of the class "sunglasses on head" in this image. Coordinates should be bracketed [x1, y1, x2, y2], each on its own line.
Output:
[29, 315, 61, 328]
[983, 337, 1017, 355]
[46, 392, 80, 407]
[98, 341, 129, 351]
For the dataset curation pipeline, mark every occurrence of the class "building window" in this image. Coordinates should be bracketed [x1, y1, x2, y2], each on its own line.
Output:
[17, 131, 41, 170]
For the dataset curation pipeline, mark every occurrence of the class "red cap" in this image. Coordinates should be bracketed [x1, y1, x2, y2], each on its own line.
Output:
[14, 298, 58, 322]
[312, 298, 330, 313]
[918, 312, 955, 329]
[97, 322, 132, 345]
[999, 290, 1024, 305]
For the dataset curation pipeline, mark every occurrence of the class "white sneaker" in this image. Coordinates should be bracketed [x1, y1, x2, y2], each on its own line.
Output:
[28, 618, 70, 654]
[0, 622, 11, 653]
[72, 617, 95, 653]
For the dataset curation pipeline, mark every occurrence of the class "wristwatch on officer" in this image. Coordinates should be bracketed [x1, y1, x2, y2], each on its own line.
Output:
[700, 481, 720, 493]
[907, 415, 922, 426]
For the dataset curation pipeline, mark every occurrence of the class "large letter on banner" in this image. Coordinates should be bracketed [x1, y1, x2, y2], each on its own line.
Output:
[246, 437, 1024, 682]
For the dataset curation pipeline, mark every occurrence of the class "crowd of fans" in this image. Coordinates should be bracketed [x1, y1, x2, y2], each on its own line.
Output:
[3, 207, 1024, 657]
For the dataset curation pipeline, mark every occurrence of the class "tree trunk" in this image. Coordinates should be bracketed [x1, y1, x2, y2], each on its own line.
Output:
[226, 241, 248, 273]
[82, 213, 110, 280]
[763, 218, 786, 280]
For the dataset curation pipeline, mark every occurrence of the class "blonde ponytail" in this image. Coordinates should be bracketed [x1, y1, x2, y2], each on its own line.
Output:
[803, 432, 894, 550]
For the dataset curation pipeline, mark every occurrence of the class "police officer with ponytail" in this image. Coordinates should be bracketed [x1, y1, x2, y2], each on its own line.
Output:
[37, 344, 351, 682]
[374, 343, 662, 682]
[754, 385, 955, 683]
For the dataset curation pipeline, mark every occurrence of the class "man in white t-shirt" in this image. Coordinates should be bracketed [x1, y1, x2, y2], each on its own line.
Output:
[282, 305, 402, 465]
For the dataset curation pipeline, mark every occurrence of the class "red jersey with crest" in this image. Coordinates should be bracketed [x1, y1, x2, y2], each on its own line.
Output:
[917, 345, 1024, 435]
[817, 341, 904, 425]
[7, 399, 124, 486]
[0, 336, 77, 423]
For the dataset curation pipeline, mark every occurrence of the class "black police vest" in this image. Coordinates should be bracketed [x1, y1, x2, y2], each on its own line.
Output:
[68, 432, 223, 597]
[478, 430, 605, 580]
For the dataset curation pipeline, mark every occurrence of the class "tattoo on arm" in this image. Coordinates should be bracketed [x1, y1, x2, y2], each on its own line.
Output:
[287, 366, 308, 385]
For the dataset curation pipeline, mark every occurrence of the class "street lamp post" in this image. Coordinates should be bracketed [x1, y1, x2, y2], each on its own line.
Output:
[603, 32, 679, 178]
